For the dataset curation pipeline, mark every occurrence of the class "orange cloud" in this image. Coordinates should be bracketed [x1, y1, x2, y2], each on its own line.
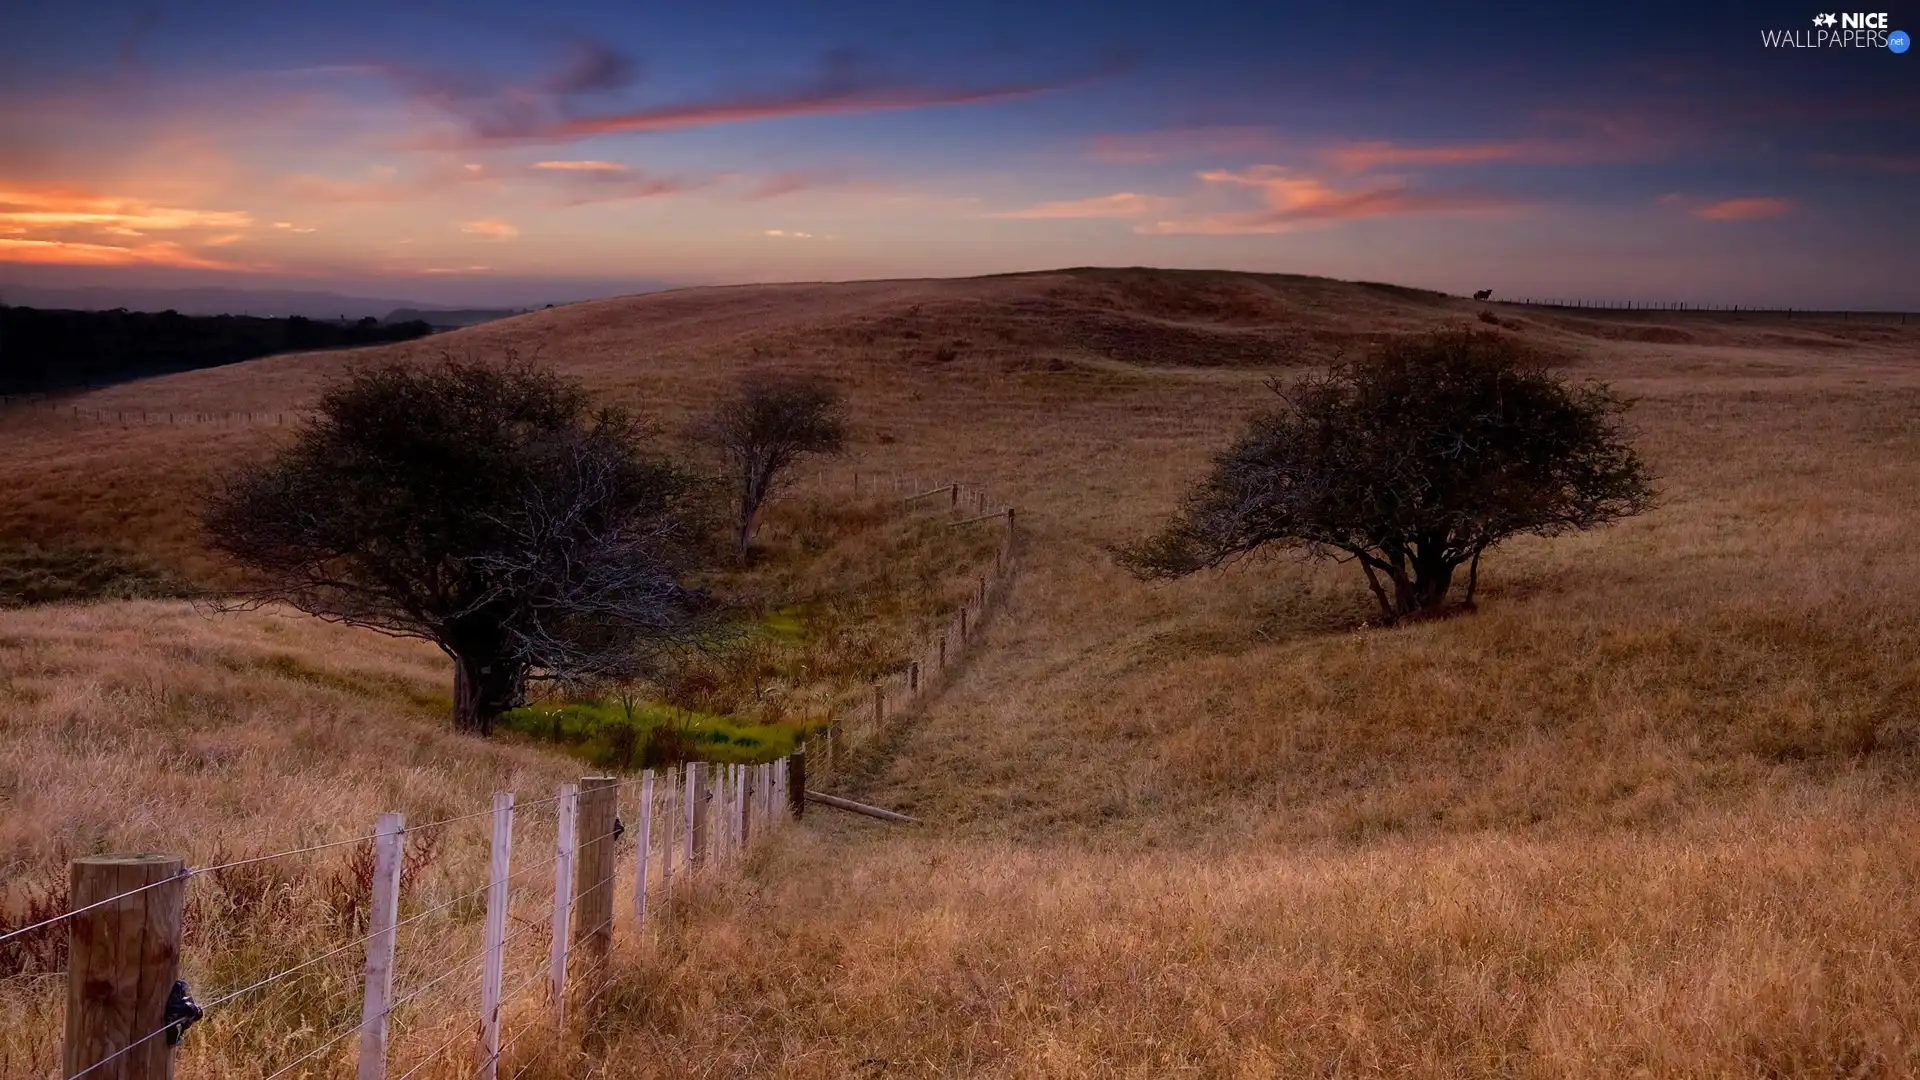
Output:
[1692, 196, 1792, 221]
[1137, 166, 1519, 235]
[0, 188, 252, 232]
[533, 160, 629, 172]
[460, 218, 520, 239]
[0, 237, 247, 270]
[1319, 139, 1546, 172]
[989, 192, 1176, 219]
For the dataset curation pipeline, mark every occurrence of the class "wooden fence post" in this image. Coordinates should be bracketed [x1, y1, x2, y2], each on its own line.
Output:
[63, 855, 187, 1080]
[689, 762, 709, 872]
[681, 764, 696, 883]
[357, 812, 405, 1080]
[790, 747, 807, 819]
[659, 774, 676, 914]
[477, 793, 514, 1080]
[734, 765, 746, 854]
[573, 777, 618, 968]
[733, 764, 748, 849]
[549, 784, 578, 1027]
[634, 771, 653, 929]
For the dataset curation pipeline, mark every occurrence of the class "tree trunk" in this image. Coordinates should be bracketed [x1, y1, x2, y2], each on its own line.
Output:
[451, 653, 524, 737]
[1405, 555, 1457, 617]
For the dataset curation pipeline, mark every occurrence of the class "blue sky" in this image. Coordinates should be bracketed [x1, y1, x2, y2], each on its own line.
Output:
[0, 0, 1913, 306]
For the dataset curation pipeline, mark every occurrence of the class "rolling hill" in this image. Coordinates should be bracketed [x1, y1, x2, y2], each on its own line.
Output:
[4, 266, 1920, 1077]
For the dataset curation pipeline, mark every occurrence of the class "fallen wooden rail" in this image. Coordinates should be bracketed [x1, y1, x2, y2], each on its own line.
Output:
[805, 791, 922, 824]
[902, 484, 956, 504]
[949, 508, 1012, 527]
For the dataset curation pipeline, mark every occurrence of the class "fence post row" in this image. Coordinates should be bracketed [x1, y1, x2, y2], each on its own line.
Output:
[356, 813, 405, 1080]
[43, 480, 1015, 1080]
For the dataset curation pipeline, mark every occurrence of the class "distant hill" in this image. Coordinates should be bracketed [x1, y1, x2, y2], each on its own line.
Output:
[383, 307, 529, 329]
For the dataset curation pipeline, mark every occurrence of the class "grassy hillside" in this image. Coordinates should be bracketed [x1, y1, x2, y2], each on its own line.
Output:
[4, 267, 1920, 1077]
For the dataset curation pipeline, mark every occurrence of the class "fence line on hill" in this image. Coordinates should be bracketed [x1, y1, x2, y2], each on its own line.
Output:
[0, 397, 319, 425]
[1485, 298, 1912, 322]
[2, 470, 1020, 1079]
[799, 470, 1019, 781]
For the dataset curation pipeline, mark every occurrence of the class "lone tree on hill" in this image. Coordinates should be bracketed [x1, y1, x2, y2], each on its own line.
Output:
[203, 357, 715, 735]
[1122, 328, 1654, 623]
[695, 372, 846, 558]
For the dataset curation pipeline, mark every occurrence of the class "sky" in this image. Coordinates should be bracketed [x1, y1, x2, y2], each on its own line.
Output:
[0, 0, 1914, 308]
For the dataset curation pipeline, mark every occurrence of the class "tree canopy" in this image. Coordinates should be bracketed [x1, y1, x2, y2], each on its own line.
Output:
[1123, 328, 1655, 622]
[202, 357, 715, 734]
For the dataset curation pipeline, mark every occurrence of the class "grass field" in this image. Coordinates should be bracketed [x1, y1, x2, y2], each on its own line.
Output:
[4, 267, 1919, 1077]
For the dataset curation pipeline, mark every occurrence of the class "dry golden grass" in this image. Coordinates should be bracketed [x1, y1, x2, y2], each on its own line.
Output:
[4, 268, 1920, 1077]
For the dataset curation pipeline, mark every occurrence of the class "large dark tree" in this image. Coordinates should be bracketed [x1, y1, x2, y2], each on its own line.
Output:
[694, 373, 846, 558]
[1123, 329, 1654, 623]
[203, 358, 713, 735]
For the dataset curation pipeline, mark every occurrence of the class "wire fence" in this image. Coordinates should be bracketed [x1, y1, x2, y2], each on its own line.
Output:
[1484, 297, 1914, 322]
[9, 766, 790, 1080]
[1, 473, 1020, 1079]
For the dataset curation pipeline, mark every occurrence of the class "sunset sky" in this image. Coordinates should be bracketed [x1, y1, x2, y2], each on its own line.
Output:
[0, 0, 1914, 307]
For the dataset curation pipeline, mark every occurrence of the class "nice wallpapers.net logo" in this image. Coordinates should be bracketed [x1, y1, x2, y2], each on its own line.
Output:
[1763, 12, 1909, 49]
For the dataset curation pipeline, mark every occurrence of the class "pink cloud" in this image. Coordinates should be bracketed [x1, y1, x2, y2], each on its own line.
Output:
[548, 80, 1056, 139]
[1692, 197, 1792, 221]
[989, 192, 1177, 219]
[385, 43, 1118, 146]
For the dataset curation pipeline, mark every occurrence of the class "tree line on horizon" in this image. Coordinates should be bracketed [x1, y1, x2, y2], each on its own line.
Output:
[0, 305, 434, 395]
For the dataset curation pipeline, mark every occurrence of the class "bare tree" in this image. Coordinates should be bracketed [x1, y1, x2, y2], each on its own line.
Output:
[695, 373, 846, 558]
[1122, 328, 1654, 623]
[202, 357, 718, 735]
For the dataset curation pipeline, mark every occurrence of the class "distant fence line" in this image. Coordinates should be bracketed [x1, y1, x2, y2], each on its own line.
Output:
[1, 471, 1020, 1080]
[0, 396, 317, 426]
[803, 472, 1018, 774]
[1486, 298, 1913, 322]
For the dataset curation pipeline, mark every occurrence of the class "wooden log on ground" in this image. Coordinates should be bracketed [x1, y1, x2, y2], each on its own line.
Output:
[804, 791, 922, 824]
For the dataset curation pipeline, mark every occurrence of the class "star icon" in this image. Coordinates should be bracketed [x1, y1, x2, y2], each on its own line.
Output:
[1814, 13, 1837, 26]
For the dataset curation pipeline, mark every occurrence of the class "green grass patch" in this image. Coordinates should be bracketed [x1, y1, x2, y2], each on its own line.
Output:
[498, 697, 816, 771]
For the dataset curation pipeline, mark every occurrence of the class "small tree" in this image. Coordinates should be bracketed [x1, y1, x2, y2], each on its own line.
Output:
[1123, 328, 1654, 623]
[202, 357, 714, 735]
[696, 373, 846, 558]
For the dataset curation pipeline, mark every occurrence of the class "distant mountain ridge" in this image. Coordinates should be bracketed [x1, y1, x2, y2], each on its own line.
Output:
[384, 307, 530, 329]
[0, 283, 457, 320]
